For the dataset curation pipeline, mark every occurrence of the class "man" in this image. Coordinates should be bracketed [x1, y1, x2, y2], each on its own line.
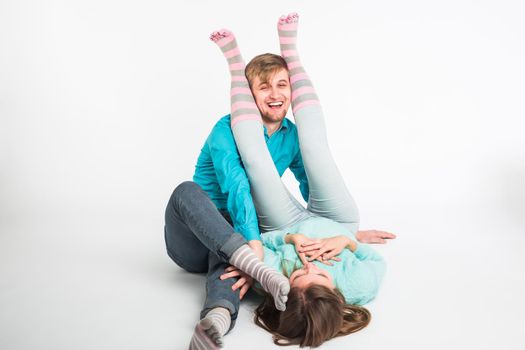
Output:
[164, 53, 308, 344]
[192, 53, 309, 294]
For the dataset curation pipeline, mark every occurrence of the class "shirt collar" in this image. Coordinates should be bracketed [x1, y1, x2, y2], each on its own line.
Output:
[280, 117, 290, 131]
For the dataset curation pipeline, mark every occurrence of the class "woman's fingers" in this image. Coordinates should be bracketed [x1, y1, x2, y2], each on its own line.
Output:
[371, 237, 386, 244]
[308, 248, 327, 261]
[298, 252, 309, 266]
[359, 230, 397, 244]
[301, 240, 321, 247]
[322, 249, 343, 261]
[299, 243, 323, 252]
[380, 231, 397, 239]
[371, 230, 396, 243]
[317, 257, 333, 266]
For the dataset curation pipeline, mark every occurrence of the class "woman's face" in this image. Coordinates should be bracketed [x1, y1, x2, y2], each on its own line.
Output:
[289, 262, 336, 289]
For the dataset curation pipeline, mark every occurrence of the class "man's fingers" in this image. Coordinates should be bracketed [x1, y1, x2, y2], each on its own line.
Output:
[231, 277, 247, 291]
[239, 283, 250, 300]
[220, 270, 241, 280]
[225, 266, 237, 273]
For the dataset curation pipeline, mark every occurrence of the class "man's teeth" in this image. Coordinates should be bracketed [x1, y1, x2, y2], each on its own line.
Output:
[268, 102, 283, 107]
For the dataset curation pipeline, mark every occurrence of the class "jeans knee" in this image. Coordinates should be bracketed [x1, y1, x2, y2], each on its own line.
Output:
[170, 181, 201, 207]
[174, 181, 200, 197]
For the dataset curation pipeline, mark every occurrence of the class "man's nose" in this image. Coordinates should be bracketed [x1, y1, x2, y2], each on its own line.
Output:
[269, 87, 279, 98]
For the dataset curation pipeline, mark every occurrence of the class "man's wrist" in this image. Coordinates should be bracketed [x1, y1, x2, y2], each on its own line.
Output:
[248, 240, 264, 260]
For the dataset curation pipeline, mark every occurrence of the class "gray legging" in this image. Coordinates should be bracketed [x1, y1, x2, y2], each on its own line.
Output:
[232, 103, 360, 233]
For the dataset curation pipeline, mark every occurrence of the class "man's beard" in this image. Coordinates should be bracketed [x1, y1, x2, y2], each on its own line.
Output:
[261, 110, 286, 122]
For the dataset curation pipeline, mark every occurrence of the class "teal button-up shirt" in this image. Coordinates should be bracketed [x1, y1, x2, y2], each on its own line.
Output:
[193, 114, 309, 241]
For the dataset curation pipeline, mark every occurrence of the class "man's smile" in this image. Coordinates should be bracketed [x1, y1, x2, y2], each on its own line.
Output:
[268, 101, 284, 109]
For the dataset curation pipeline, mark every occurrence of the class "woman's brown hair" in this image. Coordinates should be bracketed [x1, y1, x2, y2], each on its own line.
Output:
[254, 285, 371, 348]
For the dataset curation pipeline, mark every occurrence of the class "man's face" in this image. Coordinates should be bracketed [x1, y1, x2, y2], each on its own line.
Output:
[250, 68, 291, 124]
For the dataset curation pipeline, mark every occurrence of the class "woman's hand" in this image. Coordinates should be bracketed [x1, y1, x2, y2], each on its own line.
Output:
[356, 230, 396, 244]
[300, 235, 355, 263]
[285, 233, 319, 265]
[285, 233, 341, 266]
[220, 266, 253, 300]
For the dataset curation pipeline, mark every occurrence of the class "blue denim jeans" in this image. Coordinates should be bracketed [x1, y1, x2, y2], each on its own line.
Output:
[164, 181, 247, 330]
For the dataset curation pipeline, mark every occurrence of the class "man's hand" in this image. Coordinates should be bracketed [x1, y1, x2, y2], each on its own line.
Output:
[356, 230, 396, 244]
[220, 266, 253, 300]
[248, 240, 264, 261]
[217, 240, 262, 300]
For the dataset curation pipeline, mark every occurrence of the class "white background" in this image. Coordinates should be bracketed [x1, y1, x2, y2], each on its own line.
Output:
[1, 0, 525, 349]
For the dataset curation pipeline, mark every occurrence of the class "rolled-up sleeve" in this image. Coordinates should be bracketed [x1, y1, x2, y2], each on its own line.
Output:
[207, 123, 261, 241]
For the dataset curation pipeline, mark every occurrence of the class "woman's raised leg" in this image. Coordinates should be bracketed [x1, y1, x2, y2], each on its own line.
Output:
[210, 29, 310, 232]
[278, 13, 360, 233]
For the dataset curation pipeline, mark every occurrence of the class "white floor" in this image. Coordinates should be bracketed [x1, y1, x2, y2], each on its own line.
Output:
[1, 198, 524, 350]
[2, 1, 525, 349]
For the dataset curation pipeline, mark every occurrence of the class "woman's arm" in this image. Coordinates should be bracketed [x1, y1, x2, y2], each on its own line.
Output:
[340, 251, 386, 305]
[356, 230, 396, 244]
[299, 228, 396, 261]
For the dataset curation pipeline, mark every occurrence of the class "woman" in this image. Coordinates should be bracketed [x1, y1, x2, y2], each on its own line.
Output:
[209, 12, 394, 347]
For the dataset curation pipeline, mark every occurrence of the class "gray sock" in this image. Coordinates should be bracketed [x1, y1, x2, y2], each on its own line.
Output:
[229, 245, 290, 311]
[189, 307, 231, 349]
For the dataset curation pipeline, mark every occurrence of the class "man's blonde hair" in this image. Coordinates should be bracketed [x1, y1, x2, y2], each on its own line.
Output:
[245, 53, 289, 88]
